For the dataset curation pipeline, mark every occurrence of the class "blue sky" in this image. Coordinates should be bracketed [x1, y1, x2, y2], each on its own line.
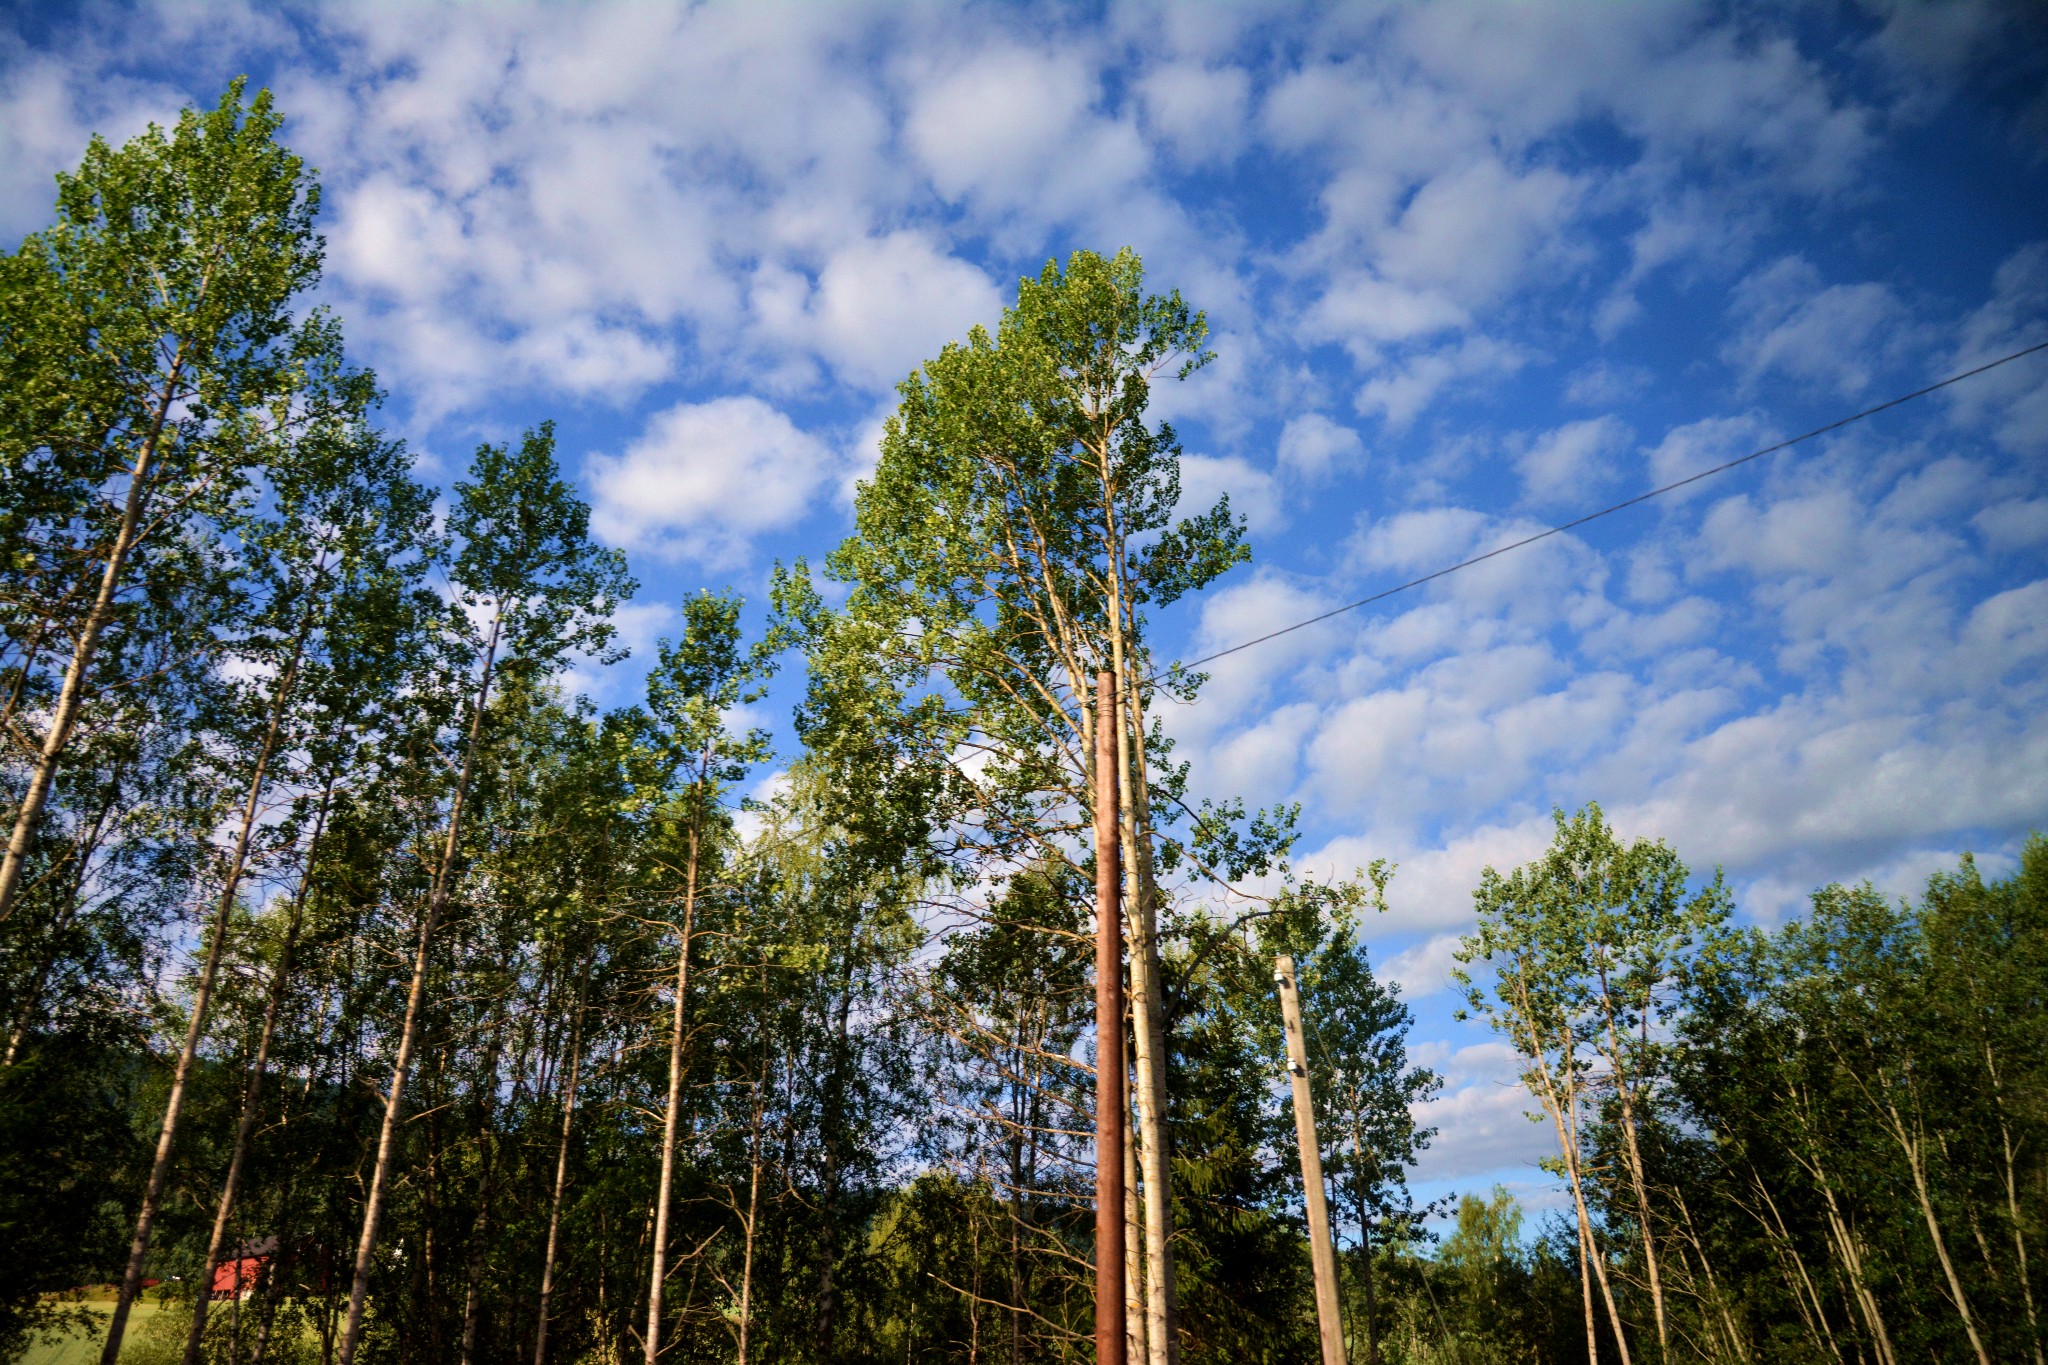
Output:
[5, 0, 2046, 1217]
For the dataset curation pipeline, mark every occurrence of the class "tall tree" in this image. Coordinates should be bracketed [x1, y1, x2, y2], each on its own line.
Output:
[338, 423, 632, 1365]
[612, 589, 780, 1365]
[176, 422, 437, 1365]
[1458, 804, 1730, 1365]
[0, 80, 372, 926]
[1298, 876, 1440, 1365]
[816, 247, 1249, 1365]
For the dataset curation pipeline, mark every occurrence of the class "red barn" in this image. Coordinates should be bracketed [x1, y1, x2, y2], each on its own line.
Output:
[211, 1237, 276, 1301]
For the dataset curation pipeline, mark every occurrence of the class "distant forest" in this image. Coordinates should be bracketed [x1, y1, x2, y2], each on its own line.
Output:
[3, 85, 2042, 1365]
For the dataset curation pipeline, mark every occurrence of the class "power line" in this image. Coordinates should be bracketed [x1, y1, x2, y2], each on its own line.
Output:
[1156, 338, 2048, 685]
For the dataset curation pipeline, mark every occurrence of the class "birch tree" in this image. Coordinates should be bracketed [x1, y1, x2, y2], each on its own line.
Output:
[613, 590, 779, 1365]
[337, 424, 631, 1365]
[1460, 805, 1732, 1365]
[0, 80, 373, 927]
[814, 247, 1249, 1365]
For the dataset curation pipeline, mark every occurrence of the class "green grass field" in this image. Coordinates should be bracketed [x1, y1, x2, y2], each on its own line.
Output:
[22, 1296, 176, 1365]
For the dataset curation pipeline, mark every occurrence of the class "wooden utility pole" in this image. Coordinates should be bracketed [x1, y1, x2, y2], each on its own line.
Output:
[1094, 672, 1127, 1365]
[1274, 955, 1346, 1365]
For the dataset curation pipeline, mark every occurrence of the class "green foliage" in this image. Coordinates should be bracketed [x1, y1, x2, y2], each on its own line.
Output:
[806, 246, 1253, 876]
[0, 1032, 148, 1358]
[12, 87, 2048, 1365]
[0, 76, 375, 862]
[448, 423, 635, 683]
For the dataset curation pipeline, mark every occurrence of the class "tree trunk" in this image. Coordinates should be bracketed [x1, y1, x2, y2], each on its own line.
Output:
[645, 817, 701, 1365]
[814, 936, 857, 1363]
[1125, 1079, 1146, 1365]
[1349, 1124, 1379, 1365]
[3, 812, 103, 1066]
[1884, 1100, 1990, 1365]
[183, 777, 336, 1365]
[337, 612, 502, 1365]
[1747, 1171, 1839, 1362]
[458, 1198, 494, 1365]
[1597, 988, 1671, 1359]
[1007, 1056, 1026, 1365]
[534, 965, 589, 1365]
[1107, 651, 1177, 1365]
[0, 597, 63, 740]
[461, 976, 528, 1365]
[1672, 1184, 1749, 1364]
[1536, 1043, 1629, 1365]
[1795, 1114, 1896, 1365]
[248, 1260, 288, 1365]
[0, 349, 185, 925]
[736, 1073, 766, 1365]
[1985, 1041, 2045, 1365]
[102, 613, 313, 1365]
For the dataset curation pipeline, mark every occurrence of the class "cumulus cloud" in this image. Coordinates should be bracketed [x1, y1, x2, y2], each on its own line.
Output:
[1726, 256, 1920, 397]
[770, 231, 1004, 391]
[1355, 335, 1529, 429]
[1276, 412, 1366, 482]
[1166, 571, 1347, 753]
[0, 53, 181, 238]
[1373, 158, 1584, 308]
[1137, 61, 1251, 166]
[1406, 1042, 1550, 1184]
[1643, 413, 1774, 490]
[904, 44, 1148, 228]
[1949, 242, 2048, 454]
[589, 397, 836, 566]
[1380, 932, 1464, 999]
[1975, 497, 2048, 551]
[1304, 272, 1470, 355]
[1178, 453, 1285, 534]
[1516, 416, 1632, 506]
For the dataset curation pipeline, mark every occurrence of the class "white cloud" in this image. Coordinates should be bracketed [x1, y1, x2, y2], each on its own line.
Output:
[1349, 507, 1493, 574]
[1962, 580, 2048, 682]
[780, 231, 1004, 391]
[1304, 272, 1470, 354]
[1276, 413, 1366, 482]
[1950, 242, 2048, 454]
[1375, 158, 1584, 307]
[904, 44, 1148, 228]
[560, 599, 675, 703]
[1137, 62, 1251, 167]
[0, 51, 181, 238]
[1516, 416, 1632, 506]
[1302, 661, 1634, 832]
[1407, 1041, 1551, 1183]
[1301, 818, 1557, 936]
[1177, 453, 1285, 534]
[1726, 256, 1919, 397]
[1380, 932, 1463, 999]
[589, 397, 835, 566]
[1643, 413, 1773, 490]
[512, 319, 676, 401]
[1169, 572, 1345, 746]
[1975, 497, 2048, 551]
[1355, 335, 1529, 429]
[1564, 361, 1651, 407]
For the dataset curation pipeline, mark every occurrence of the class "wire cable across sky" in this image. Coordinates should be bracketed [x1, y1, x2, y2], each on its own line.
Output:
[1158, 337, 2048, 685]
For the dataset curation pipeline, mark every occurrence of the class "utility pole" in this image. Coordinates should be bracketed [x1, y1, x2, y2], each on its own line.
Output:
[1094, 671, 1127, 1365]
[1274, 955, 1346, 1365]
